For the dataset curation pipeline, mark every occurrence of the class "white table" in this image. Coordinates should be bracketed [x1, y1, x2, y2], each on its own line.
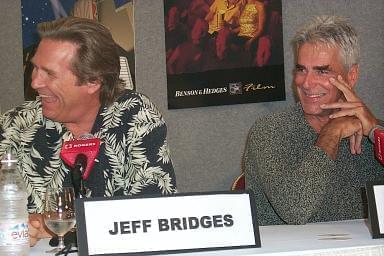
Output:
[30, 219, 384, 256]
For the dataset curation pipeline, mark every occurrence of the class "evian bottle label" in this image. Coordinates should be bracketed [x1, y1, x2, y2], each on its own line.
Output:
[0, 220, 29, 246]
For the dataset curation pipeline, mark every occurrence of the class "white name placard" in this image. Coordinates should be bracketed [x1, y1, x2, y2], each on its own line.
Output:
[366, 180, 384, 239]
[75, 191, 260, 255]
[373, 185, 384, 233]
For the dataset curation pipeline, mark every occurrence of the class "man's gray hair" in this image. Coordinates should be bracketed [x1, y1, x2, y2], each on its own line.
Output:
[292, 15, 360, 71]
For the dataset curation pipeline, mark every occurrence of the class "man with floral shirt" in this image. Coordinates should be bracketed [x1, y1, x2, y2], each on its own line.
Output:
[0, 17, 177, 246]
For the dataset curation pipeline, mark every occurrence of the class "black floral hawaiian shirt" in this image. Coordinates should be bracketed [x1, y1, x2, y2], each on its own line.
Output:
[0, 90, 177, 213]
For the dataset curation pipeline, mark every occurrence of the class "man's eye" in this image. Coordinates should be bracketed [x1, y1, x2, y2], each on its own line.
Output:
[295, 67, 305, 73]
[47, 71, 55, 78]
[317, 69, 329, 75]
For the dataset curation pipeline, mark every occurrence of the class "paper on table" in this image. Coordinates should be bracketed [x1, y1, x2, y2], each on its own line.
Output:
[317, 233, 351, 240]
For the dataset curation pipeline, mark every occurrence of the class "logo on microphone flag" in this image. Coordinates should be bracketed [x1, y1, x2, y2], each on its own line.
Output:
[374, 129, 384, 165]
[61, 138, 100, 180]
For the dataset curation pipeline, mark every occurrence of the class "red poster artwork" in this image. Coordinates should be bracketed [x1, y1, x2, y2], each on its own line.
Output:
[164, 0, 285, 109]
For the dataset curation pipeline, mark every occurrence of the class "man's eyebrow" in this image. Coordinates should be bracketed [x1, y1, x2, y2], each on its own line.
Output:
[30, 60, 54, 74]
[313, 65, 331, 71]
[295, 64, 305, 69]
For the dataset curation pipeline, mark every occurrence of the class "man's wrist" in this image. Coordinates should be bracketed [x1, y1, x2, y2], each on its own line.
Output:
[368, 119, 384, 143]
[315, 128, 341, 161]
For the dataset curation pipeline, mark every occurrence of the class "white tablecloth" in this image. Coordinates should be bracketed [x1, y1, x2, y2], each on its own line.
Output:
[30, 219, 384, 256]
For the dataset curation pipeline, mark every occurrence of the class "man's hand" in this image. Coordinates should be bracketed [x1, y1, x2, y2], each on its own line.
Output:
[29, 213, 52, 247]
[316, 116, 363, 160]
[320, 75, 378, 135]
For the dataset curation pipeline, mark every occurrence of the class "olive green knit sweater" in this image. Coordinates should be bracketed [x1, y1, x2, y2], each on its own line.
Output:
[244, 103, 384, 225]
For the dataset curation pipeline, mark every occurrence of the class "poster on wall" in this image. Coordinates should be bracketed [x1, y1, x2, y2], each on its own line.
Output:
[164, 0, 285, 109]
[21, 0, 135, 101]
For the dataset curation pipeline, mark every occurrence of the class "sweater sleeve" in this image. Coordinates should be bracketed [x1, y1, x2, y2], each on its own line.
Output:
[244, 111, 338, 225]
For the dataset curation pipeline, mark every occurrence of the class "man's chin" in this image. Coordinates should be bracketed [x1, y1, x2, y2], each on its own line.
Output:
[301, 102, 328, 115]
[42, 109, 58, 121]
[302, 105, 330, 117]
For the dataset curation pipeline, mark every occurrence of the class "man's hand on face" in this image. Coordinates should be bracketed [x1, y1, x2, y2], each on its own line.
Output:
[320, 75, 378, 135]
[319, 75, 378, 155]
[29, 213, 52, 247]
[316, 116, 363, 160]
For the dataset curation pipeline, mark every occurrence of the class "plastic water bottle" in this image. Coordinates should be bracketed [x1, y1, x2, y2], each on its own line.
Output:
[0, 152, 30, 256]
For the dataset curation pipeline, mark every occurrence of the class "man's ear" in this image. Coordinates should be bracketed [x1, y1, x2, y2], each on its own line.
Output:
[86, 80, 101, 94]
[347, 64, 359, 88]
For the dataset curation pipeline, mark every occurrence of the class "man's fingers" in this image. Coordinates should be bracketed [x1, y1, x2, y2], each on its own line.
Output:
[349, 135, 356, 154]
[28, 214, 53, 247]
[329, 75, 360, 102]
[321, 101, 363, 110]
[326, 75, 378, 136]
[29, 219, 41, 229]
[29, 213, 43, 222]
[29, 237, 39, 247]
[349, 130, 363, 155]
[28, 223, 41, 247]
[38, 229, 52, 239]
[355, 130, 363, 154]
[328, 109, 357, 119]
[326, 105, 375, 135]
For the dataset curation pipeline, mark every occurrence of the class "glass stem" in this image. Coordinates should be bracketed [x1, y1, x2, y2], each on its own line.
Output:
[57, 235, 65, 249]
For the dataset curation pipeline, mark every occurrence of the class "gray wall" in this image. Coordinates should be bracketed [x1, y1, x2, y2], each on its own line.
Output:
[1, 0, 383, 193]
[0, 1, 24, 112]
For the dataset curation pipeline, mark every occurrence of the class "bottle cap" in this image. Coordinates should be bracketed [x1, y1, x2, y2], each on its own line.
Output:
[1, 152, 17, 168]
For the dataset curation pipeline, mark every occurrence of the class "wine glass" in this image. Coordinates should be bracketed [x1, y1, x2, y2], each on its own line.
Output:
[43, 186, 76, 253]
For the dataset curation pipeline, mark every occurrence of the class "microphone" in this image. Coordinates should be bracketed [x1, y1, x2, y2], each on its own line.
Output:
[60, 134, 100, 197]
[374, 128, 384, 166]
[72, 154, 88, 197]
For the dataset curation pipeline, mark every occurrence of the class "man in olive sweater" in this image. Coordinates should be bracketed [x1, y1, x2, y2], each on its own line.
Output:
[244, 15, 384, 225]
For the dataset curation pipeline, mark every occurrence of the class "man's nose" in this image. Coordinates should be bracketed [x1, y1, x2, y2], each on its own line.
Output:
[302, 71, 315, 89]
[31, 70, 45, 89]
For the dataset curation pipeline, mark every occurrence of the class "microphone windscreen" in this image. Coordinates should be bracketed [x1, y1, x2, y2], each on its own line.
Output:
[374, 129, 384, 165]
